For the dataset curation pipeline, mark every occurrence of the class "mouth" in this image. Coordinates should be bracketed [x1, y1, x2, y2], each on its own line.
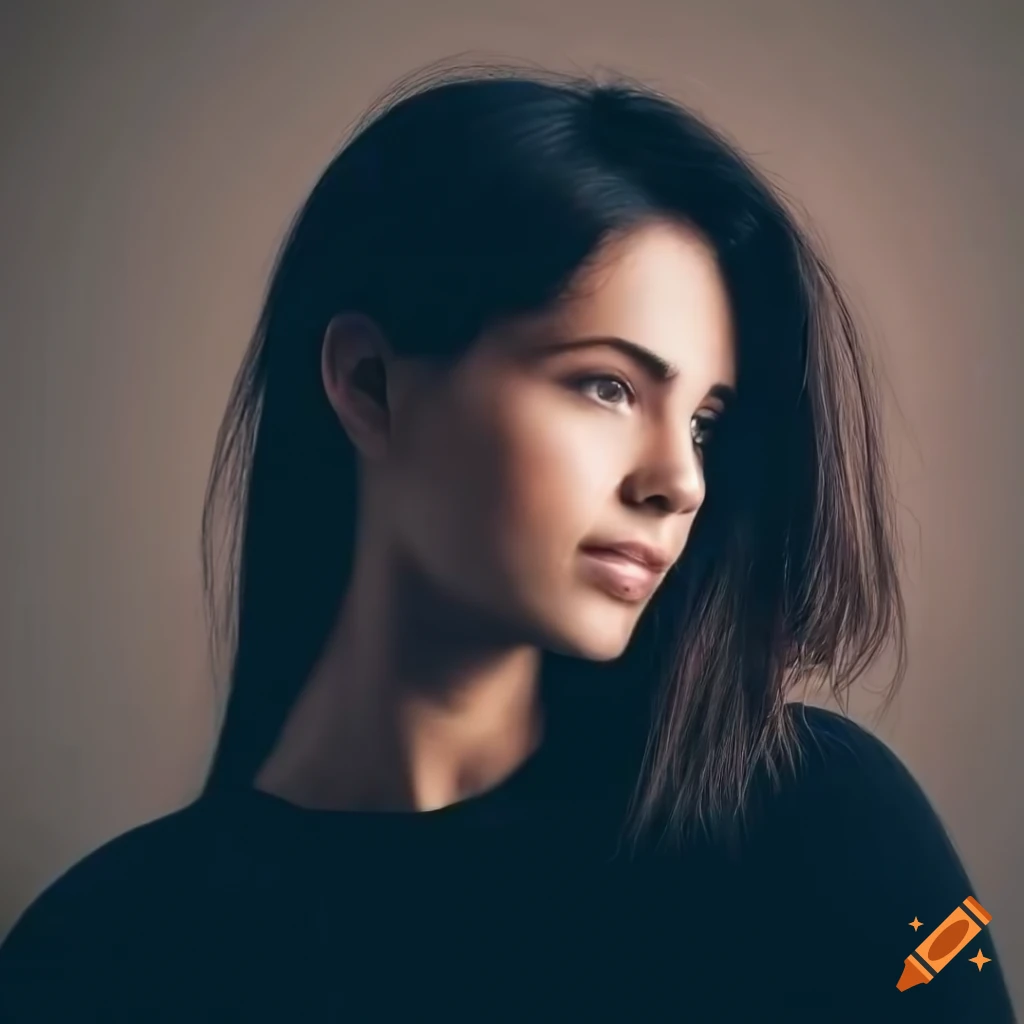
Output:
[578, 547, 663, 603]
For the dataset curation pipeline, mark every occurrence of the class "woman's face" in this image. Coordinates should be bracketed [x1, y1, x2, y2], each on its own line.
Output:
[347, 221, 737, 661]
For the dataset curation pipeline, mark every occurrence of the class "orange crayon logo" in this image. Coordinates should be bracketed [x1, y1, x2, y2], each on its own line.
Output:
[896, 896, 992, 992]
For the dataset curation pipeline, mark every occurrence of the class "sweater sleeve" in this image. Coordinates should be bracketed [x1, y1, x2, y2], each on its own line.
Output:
[748, 704, 1017, 1022]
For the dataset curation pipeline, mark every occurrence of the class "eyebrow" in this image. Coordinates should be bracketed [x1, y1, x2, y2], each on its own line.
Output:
[540, 335, 737, 406]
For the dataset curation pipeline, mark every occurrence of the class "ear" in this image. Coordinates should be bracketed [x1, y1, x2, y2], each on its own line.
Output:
[320, 312, 393, 460]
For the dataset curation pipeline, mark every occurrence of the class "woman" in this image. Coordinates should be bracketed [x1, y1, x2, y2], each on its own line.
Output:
[0, 60, 1015, 1021]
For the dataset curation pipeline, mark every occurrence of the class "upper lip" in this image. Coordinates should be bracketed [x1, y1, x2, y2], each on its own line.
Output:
[581, 539, 674, 573]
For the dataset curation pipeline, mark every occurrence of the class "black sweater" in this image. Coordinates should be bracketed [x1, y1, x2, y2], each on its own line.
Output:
[0, 704, 1015, 1022]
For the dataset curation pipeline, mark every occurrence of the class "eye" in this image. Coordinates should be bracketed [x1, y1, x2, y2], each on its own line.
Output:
[691, 414, 720, 451]
[571, 374, 726, 451]
[572, 373, 636, 408]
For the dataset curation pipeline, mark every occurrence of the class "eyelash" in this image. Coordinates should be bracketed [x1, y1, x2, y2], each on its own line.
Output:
[571, 374, 720, 449]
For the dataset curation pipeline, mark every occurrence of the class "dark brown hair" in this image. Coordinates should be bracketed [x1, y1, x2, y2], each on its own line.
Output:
[198, 57, 907, 857]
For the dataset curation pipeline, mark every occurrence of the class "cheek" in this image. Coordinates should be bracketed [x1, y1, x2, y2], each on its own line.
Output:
[487, 401, 622, 580]
[390, 391, 533, 597]
[396, 378, 625, 612]
[396, 412, 498, 582]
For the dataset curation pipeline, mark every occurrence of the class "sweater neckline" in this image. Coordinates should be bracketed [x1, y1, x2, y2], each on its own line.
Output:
[220, 725, 555, 831]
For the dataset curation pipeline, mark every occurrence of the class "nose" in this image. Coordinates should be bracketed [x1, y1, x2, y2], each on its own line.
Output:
[622, 424, 706, 516]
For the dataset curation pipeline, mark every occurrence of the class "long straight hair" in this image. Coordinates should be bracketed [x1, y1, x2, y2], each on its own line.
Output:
[198, 58, 907, 855]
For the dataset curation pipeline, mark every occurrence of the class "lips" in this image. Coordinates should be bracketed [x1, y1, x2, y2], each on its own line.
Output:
[578, 548, 663, 603]
[579, 543, 671, 573]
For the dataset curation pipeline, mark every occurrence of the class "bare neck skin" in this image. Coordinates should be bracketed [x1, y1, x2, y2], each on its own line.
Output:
[253, 527, 546, 814]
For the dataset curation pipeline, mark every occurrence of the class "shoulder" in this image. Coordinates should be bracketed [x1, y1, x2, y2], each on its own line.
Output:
[765, 702, 970, 895]
[739, 702, 1016, 1021]
[0, 794, 220, 1019]
[782, 701, 937, 806]
[3, 795, 217, 936]
[785, 699, 907, 767]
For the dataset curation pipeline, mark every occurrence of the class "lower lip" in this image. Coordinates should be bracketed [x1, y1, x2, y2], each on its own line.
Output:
[579, 548, 662, 602]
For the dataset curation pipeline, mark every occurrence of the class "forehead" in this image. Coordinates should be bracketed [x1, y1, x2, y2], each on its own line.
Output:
[511, 221, 737, 388]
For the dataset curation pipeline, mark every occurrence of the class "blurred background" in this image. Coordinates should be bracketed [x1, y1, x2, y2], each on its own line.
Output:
[1, 0, 1020, 1005]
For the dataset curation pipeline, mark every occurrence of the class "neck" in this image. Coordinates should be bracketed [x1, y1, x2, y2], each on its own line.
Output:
[253, 545, 546, 813]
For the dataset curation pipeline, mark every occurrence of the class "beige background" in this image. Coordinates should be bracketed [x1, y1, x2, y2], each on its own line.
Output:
[1, 0, 1021, 1004]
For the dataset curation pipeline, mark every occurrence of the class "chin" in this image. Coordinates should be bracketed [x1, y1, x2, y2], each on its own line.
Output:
[540, 596, 642, 662]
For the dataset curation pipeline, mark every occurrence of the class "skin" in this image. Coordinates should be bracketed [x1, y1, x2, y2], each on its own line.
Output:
[253, 220, 737, 813]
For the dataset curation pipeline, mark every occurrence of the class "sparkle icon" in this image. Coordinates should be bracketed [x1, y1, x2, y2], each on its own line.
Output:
[969, 950, 991, 972]
[909, 917, 923, 931]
